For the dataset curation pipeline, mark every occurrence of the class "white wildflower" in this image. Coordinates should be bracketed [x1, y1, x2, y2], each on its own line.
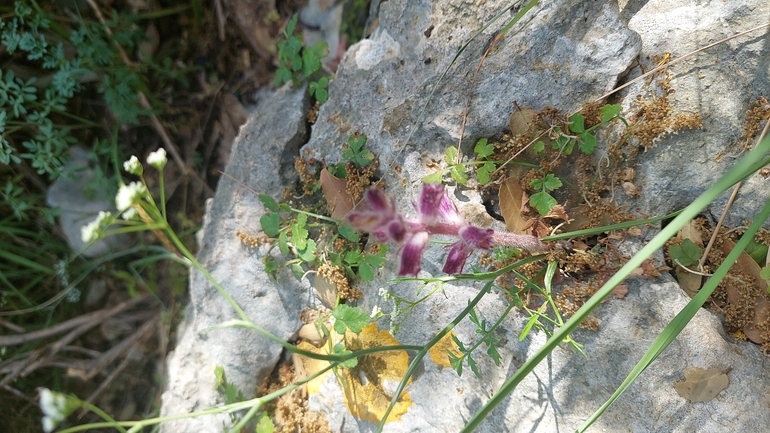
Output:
[80, 211, 113, 243]
[123, 155, 143, 176]
[147, 148, 167, 170]
[370, 305, 382, 319]
[39, 388, 72, 433]
[115, 181, 148, 211]
[121, 207, 138, 220]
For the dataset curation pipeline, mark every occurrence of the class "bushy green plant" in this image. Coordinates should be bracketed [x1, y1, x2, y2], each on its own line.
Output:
[274, 13, 331, 103]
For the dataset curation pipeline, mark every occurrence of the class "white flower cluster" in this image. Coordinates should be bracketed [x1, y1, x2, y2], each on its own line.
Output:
[115, 181, 148, 212]
[39, 388, 73, 432]
[146, 148, 167, 170]
[80, 211, 113, 243]
[122, 155, 142, 176]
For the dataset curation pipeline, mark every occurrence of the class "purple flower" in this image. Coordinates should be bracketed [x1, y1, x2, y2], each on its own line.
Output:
[347, 184, 547, 276]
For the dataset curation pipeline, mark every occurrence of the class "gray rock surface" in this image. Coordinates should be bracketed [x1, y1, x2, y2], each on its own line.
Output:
[159, 86, 311, 432]
[618, 0, 770, 227]
[46, 147, 130, 258]
[160, 0, 770, 432]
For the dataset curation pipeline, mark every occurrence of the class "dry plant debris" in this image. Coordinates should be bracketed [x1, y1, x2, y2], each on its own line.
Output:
[673, 367, 730, 403]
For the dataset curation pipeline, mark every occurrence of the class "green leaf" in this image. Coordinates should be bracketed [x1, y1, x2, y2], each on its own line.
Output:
[529, 177, 543, 191]
[533, 140, 545, 154]
[299, 239, 317, 262]
[477, 166, 490, 185]
[278, 230, 289, 255]
[487, 344, 502, 367]
[579, 132, 597, 154]
[745, 240, 768, 266]
[449, 165, 468, 185]
[258, 194, 279, 212]
[260, 213, 280, 237]
[569, 113, 585, 133]
[519, 311, 540, 341]
[285, 13, 298, 36]
[445, 146, 458, 165]
[214, 365, 225, 388]
[467, 354, 481, 379]
[358, 262, 374, 281]
[600, 103, 622, 123]
[349, 134, 366, 151]
[315, 87, 328, 103]
[448, 350, 463, 376]
[542, 173, 562, 191]
[256, 412, 275, 433]
[669, 238, 703, 267]
[760, 265, 770, 281]
[344, 249, 364, 266]
[333, 343, 358, 368]
[274, 66, 291, 86]
[332, 304, 370, 334]
[530, 191, 557, 216]
[263, 256, 279, 273]
[474, 138, 494, 158]
[302, 49, 321, 77]
[338, 224, 359, 241]
[422, 171, 443, 184]
[291, 214, 308, 250]
[290, 262, 304, 278]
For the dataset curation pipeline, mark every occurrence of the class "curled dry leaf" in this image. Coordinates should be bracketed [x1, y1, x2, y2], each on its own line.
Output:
[320, 167, 355, 220]
[673, 367, 729, 403]
[719, 238, 770, 343]
[544, 204, 569, 222]
[498, 177, 530, 234]
[621, 181, 638, 198]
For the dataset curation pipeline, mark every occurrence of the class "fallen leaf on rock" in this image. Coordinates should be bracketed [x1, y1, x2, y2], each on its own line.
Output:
[320, 168, 355, 220]
[673, 367, 729, 402]
[312, 273, 338, 308]
[612, 284, 629, 298]
[499, 177, 530, 234]
[627, 226, 643, 237]
[544, 204, 569, 222]
[720, 238, 770, 343]
[298, 323, 412, 424]
[509, 106, 540, 136]
[428, 331, 463, 368]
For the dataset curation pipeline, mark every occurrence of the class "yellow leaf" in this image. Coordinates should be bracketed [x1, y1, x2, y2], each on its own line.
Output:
[298, 323, 412, 423]
[428, 331, 462, 367]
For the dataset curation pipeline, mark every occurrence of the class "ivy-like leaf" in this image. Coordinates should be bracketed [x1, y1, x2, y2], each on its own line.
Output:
[258, 194, 279, 212]
[332, 304, 370, 334]
[260, 213, 280, 237]
[532, 140, 545, 154]
[476, 161, 496, 185]
[291, 214, 308, 250]
[569, 113, 585, 133]
[529, 191, 557, 216]
[542, 173, 562, 191]
[256, 412, 275, 433]
[474, 138, 494, 158]
[278, 230, 289, 255]
[449, 165, 468, 185]
[760, 265, 770, 281]
[422, 171, 443, 184]
[333, 343, 358, 368]
[338, 223, 360, 242]
[578, 132, 596, 155]
[299, 239, 317, 262]
[670, 238, 703, 267]
[600, 103, 622, 123]
[445, 146, 458, 165]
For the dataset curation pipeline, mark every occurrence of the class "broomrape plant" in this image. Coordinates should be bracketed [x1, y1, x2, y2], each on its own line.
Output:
[346, 183, 549, 276]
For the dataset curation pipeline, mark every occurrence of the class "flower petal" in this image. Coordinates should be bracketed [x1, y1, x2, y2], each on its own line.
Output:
[418, 183, 445, 224]
[443, 241, 473, 274]
[459, 225, 495, 250]
[399, 231, 429, 276]
[437, 191, 464, 225]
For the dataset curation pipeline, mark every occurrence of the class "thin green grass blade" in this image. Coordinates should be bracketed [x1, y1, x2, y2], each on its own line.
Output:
[0, 249, 55, 274]
[460, 137, 770, 432]
[577, 197, 770, 432]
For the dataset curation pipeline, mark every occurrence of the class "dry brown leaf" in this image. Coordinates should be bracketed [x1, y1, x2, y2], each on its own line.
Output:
[720, 239, 770, 343]
[612, 284, 629, 298]
[499, 177, 529, 234]
[544, 204, 569, 222]
[509, 106, 539, 135]
[320, 168, 355, 220]
[678, 220, 704, 247]
[627, 226, 643, 237]
[312, 273, 338, 308]
[673, 367, 729, 402]
[676, 267, 703, 298]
